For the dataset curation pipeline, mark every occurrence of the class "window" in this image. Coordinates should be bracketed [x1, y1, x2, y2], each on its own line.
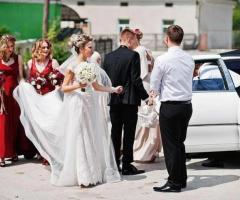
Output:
[77, 1, 85, 6]
[223, 58, 240, 89]
[162, 20, 174, 33]
[193, 61, 226, 91]
[118, 19, 129, 32]
[120, 2, 128, 6]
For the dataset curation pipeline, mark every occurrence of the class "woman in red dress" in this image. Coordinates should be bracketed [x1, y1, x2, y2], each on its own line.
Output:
[28, 39, 63, 95]
[27, 39, 63, 164]
[0, 35, 24, 167]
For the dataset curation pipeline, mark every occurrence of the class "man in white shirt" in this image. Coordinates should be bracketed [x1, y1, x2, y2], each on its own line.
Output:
[150, 25, 195, 192]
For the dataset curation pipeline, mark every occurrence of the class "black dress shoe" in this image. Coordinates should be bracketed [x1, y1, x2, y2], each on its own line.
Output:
[153, 182, 181, 193]
[122, 164, 145, 175]
[202, 159, 224, 168]
[181, 182, 187, 188]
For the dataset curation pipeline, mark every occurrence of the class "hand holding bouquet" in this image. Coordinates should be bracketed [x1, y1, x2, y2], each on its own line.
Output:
[48, 69, 64, 86]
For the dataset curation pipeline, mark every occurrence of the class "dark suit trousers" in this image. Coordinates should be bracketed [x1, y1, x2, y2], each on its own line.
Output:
[110, 105, 138, 167]
[159, 103, 192, 186]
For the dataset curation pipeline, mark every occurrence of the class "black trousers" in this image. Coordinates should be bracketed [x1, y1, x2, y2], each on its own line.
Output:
[159, 103, 192, 186]
[110, 105, 138, 167]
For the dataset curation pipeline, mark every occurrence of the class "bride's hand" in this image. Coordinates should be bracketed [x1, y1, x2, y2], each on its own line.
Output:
[78, 82, 87, 88]
[112, 86, 123, 94]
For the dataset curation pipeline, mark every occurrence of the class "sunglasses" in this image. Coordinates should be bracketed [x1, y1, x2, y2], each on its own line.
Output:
[41, 46, 50, 49]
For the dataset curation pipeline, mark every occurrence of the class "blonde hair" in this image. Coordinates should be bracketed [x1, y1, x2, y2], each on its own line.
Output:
[0, 34, 16, 61]
[120, 28, 135, 42]
[32, 39, 52, 61]
[69, 33, 93, 54]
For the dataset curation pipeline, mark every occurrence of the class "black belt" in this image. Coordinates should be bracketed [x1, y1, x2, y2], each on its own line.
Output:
[162, 100, 191, 105]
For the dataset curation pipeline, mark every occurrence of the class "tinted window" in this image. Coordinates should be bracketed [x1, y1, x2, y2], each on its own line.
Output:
[193, 61, 226, 91]
[223, 59, 240, 88]
[223, 59, 240, 74]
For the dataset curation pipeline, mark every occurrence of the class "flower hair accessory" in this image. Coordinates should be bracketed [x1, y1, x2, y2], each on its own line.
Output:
[134, 28, 143, 40]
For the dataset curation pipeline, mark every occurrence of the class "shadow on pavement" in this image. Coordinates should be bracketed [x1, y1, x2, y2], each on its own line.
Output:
[134, 156, 166, 172]
[187, 152, 240, 170]
[122, 174, 147, 181]
[184, 174, 240, 191]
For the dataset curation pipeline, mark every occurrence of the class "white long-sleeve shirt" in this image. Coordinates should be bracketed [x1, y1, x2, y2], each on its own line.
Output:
[150, 46, 195, 102]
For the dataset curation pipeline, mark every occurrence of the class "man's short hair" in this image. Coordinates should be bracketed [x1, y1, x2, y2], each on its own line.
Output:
[166, 25, 184, 45]
[120, 27, 135, 41]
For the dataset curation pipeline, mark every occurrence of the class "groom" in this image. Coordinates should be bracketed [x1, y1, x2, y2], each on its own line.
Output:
[103, 28, 148, 175]
[150, 25, 194, 192]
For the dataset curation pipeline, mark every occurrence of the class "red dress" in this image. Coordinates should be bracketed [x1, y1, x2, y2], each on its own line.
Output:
[0, 55, 20, 158]
[28, 59, 63, 163]
[29, 59, 60, 95]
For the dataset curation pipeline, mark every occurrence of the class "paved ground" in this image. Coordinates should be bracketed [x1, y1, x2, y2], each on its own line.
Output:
[1, 153, 240, 200]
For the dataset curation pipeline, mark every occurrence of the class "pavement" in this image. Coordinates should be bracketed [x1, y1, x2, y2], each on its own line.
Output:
[0, 153, 240, 200]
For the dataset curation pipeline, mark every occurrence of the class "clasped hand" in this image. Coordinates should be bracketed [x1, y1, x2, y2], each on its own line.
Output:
[112, 86, 123, 94]
[147, 90, 158, 106]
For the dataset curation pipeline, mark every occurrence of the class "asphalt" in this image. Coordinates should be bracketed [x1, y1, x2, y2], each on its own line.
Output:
[0, 153, 240, 200]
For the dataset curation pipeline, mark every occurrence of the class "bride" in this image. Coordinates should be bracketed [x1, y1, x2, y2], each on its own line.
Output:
[13, 34, 122, 186]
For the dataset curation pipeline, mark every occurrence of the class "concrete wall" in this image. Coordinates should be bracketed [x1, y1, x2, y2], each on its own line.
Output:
[64, 4, 198, 35]
[199, 1, 233, 49]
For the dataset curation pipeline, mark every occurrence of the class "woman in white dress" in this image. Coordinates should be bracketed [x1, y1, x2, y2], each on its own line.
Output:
[132, 29, 162, 162]
[13, 34, 121, 187]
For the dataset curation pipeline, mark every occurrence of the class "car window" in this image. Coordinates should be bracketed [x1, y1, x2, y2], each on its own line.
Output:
[223, 59, 240, 88]
[193, 61, 226, 91]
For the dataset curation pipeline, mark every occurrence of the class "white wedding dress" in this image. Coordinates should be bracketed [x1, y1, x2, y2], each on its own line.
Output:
[13, 63, 120, 186]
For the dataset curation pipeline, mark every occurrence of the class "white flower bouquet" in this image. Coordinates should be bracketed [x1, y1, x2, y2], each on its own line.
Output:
[75, 62, 97, 85]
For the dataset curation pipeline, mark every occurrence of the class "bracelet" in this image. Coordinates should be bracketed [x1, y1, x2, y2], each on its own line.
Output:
[110, 87, 115, 93]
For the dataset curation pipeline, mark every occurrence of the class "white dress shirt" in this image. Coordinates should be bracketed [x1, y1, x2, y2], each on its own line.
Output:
[150, 46, 195, 102]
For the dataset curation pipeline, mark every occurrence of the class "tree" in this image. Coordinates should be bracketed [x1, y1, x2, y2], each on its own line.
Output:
[0, 26, 10, 37]
[42, 0, 50, 38]
[47, 20, 71, 64]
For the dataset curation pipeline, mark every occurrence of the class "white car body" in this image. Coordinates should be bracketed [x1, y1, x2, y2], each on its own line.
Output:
[184, 55, 240, 153]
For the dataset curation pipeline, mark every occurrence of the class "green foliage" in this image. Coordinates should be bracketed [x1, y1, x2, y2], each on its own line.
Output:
[47, 19, 70, 64]
[0, 26, 11, 37]
[47, 19, 60, 42]
[22, 49, 32, 64]
[52, 40, 71, 64]
[233, 31, 240, 48]
[233, 5, 240, 30]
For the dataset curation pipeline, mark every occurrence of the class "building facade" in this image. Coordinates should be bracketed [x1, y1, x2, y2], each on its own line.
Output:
[62, 0, 234, 49]
[0, 0, 235, 49]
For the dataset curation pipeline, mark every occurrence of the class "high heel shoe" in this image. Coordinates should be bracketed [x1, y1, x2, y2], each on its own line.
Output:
[0, 159, 5, 167]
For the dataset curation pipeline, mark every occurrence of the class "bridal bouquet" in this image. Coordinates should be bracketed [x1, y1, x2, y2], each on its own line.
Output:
[138, 105, 158, 128]
[75, 62, 97, 85]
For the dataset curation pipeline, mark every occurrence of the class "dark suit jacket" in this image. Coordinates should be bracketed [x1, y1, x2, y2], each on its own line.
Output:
[103, 46, 148, 106]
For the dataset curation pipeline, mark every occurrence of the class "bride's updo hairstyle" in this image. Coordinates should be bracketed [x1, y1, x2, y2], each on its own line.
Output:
[69, 33, 93, 54]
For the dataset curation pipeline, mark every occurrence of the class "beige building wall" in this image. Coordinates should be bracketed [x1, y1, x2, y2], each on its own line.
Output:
[199, 1, 233, 49]
[64, 4, 198, 35]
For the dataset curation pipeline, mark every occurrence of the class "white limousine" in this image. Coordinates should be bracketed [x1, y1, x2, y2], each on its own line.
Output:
[185, 54, 240, 153]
